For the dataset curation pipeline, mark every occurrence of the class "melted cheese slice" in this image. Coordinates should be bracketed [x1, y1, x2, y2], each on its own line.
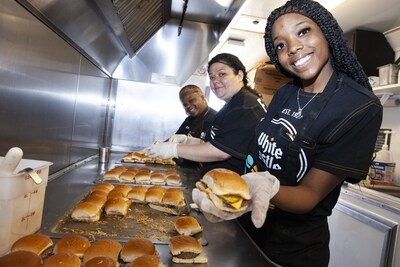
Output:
[205, 188, 243, 209]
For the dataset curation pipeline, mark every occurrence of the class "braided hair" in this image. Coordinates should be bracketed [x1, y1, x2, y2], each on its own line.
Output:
[208, 53, 261, 97]
[264, 0, 372, 90]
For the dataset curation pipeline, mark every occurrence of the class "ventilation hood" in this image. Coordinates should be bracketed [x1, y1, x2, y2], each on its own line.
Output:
[17, 0, 246, 85]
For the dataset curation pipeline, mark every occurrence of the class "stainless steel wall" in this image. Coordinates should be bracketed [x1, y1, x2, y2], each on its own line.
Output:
[111, 80, 187, 152]
[0, 1, 110, 173]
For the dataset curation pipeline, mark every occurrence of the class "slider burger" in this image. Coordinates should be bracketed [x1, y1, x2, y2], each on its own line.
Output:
[71, 202, 101, 222]
[135, 170, 151, 184]
[43, 253, 81, 267]
[195, 168, 251, 212]
[165, 174, 182, 186]
[150, 173, 165, 185]
[148, 189, 185, 215]
[0, 251, 42, 267]
[127, 185, 148, 203]
[93, 183, 115, 193]
[84, 256, 117, 267]
[169, 235, 207, 264]
[53, 235, 91, 258]
[120, 238, 157, 263]
[174, 216, 202, 236]
[130, 255, 164, 267]
[104, 197, 131, 216]
[11, 233, 53, 256]
[83, 239, 122, 265]
[113, 184, 133, 196]
[119, 171, 136, 182]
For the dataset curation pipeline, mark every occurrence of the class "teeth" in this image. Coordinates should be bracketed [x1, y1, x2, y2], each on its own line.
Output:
[294, 55, 311, 67]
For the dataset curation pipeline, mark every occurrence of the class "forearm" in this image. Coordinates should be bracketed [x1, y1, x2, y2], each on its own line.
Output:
[176, 142, 230, 162]
[271, 168, 344, 214]
[186, 136, 202, 144]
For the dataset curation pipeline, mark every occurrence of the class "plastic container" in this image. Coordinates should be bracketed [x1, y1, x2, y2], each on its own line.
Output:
[0, 157, 52, 256]
[370, 130, 396, 185]
[377, 64, 399, 85]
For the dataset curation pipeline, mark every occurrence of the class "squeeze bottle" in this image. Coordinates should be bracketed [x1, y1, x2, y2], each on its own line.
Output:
[370, 130, 395, 185]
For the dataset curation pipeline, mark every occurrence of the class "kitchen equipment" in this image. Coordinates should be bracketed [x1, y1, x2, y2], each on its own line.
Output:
[0, 155, 52, 256]
[377, 64, 399, 85]
[99, 147, 110, 163]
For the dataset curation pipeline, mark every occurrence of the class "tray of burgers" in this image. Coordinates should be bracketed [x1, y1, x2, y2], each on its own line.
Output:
[50, 183, 191, 244]
[121, 151, 176, 166]
[1, 211, 208, 266]
[102, 166, 183, 187]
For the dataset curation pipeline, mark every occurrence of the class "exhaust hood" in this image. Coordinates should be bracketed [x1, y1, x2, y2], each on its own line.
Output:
[17, 0, 246, 85]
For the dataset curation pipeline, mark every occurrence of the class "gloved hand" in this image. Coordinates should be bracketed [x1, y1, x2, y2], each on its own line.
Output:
[142, 142, 178, 159]
[192, 171, 280, 228]
[168, 134, 188, 144]
[242, 171, 280, 228]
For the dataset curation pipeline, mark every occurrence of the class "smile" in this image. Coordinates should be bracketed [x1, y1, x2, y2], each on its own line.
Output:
[293, 54, 311, 67]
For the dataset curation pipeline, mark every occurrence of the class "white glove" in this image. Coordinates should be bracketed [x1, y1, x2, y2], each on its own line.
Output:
[143, 142, 178, 159]
[168, 134, 188, 144]
[192, 171, 279, 228]
[242, 171, 280, 228]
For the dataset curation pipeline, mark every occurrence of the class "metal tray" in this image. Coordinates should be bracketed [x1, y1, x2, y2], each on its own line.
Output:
[49, 200, 190, 244]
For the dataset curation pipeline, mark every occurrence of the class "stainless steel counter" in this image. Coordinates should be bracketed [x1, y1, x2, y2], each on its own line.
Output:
[40, 153, 275, 267]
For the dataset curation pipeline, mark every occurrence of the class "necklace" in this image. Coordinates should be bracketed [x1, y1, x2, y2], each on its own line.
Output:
[296, 88, 319, 116]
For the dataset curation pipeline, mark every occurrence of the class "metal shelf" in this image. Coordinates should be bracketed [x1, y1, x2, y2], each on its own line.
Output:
[373, 83, 400, 106]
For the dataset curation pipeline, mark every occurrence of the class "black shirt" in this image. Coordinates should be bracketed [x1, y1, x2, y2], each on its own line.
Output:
[201, 88, 266, 175]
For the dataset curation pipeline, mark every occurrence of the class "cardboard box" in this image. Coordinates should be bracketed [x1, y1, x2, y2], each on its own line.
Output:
[0, 158, 52, 256]
[254, 64, 291, 105]
[254, 64, 291, 93]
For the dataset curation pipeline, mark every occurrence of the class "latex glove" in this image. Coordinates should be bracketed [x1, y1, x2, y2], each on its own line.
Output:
[168, 134, 188, 144]
[192, 171, 279, 228]
[143, 142, 178, 159]
[242, 171, 280, 228]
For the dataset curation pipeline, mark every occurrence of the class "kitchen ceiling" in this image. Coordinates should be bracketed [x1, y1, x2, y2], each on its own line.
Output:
[215, 0, 400, 74]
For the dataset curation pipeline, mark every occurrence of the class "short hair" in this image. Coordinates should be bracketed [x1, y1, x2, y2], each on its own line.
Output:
[264, 0, 371, 90]
[179, 84, 204, 100]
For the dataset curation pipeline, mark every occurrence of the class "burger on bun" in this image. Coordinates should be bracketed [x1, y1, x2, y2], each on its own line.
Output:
[195, 168, 251, 212]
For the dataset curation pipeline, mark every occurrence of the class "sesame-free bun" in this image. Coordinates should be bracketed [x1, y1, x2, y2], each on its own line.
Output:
[135, 171, 151, 184]
[202, 168, 250, 199]
[53, 235, 91, 258]
[84, 256, 117, 267]
[104, 197, 131, 216]
[197, 168, 251, 212]
[43, 253, 81, 267]
[120, 238, 156, 262]
[0, 251, 42, 267]
[129, 255, 164, 267]
[127, 186, 148, 202]
[174, 216, 202, 236]
[11, 233, 53, 255]
[145, 188, 164, 203]
[71, 202, 101, 222]
[83, 239, 122, 264]
[169, 235, 207, 264]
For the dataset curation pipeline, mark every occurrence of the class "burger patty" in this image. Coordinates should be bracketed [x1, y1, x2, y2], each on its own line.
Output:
[175, 252, 200, 259]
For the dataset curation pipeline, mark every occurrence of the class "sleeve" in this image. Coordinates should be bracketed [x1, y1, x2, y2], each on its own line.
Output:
[210, 105, 263, 159]
[313, 101, 382, 181]
[175, 117, 190, 135]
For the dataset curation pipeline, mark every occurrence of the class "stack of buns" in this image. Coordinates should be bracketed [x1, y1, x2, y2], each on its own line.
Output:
[102, 166, 182, 186]
[122, 151, 176, 166]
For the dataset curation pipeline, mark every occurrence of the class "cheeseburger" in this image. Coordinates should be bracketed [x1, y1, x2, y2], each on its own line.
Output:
[195, 168, 251, 212]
